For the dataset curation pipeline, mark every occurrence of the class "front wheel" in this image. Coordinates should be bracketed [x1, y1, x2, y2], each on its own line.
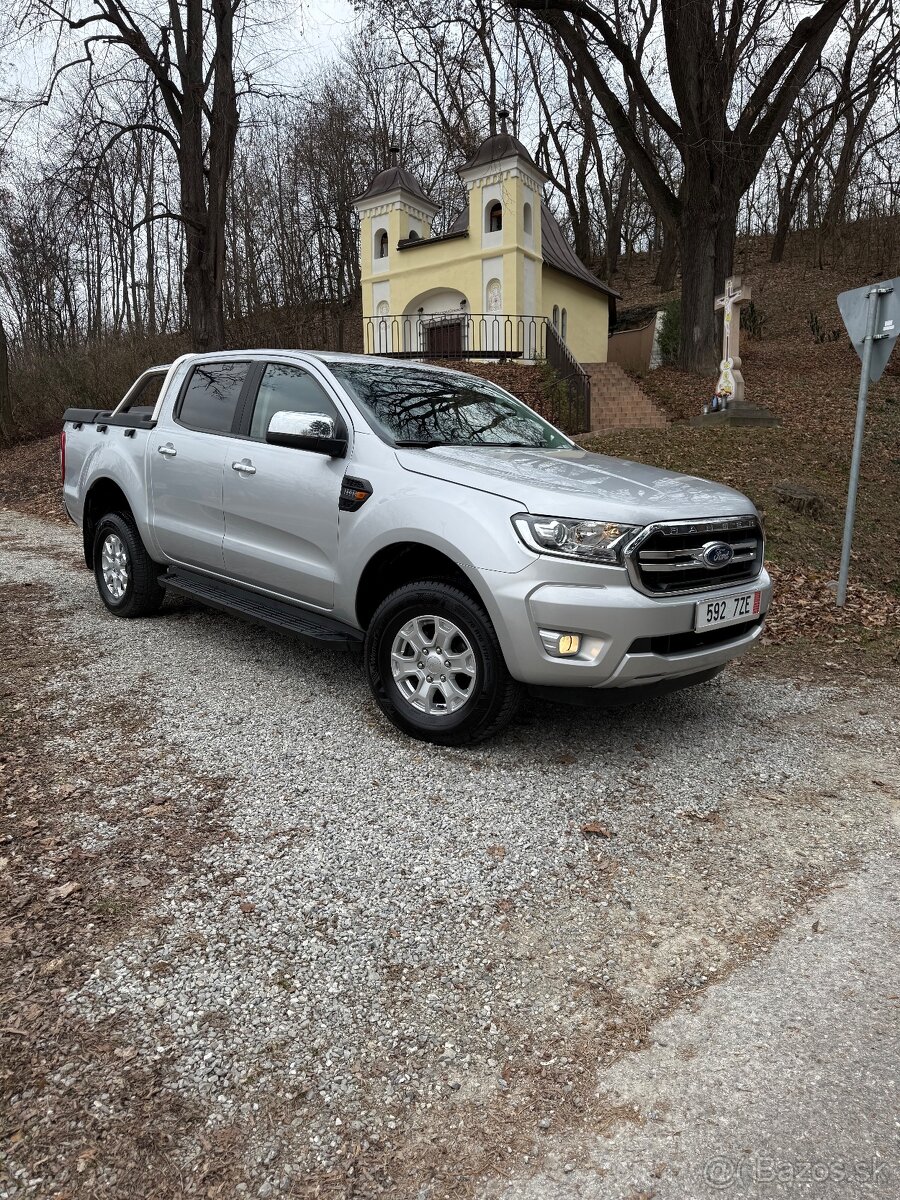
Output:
[93, 512, 164, 618]
[365, 581, 522, 745]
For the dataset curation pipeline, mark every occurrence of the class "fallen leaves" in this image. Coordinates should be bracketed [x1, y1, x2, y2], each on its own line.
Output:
[76, 1147, 98, 1173]
[581, 821, 613, 838]
[47, 881, 81, 901]
[141, 802, 170, 817]
[762, 565, 900, 647]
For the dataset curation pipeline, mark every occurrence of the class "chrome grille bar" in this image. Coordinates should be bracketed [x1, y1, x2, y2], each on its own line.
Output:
[638, 539, 757, 562]
[639, 551, 758, 573]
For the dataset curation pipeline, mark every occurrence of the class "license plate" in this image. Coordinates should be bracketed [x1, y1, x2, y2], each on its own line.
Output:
[695, 589, 761, 631]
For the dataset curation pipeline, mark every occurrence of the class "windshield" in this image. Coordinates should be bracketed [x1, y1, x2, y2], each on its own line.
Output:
[328, 361, 573, 449]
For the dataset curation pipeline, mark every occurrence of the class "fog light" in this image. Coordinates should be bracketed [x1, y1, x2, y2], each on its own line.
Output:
[539, 630, 582, 657]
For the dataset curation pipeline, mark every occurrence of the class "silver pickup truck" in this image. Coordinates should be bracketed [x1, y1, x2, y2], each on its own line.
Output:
[62, 351, 771, 744]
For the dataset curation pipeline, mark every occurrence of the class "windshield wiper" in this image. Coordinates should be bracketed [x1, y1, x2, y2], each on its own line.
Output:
[394, 439, 451, 448]
[478, 441, 538, 448]
[395, 438, 546, 449]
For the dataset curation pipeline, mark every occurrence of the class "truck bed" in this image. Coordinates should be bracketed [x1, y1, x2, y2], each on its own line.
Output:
[63, 406, 157, 430]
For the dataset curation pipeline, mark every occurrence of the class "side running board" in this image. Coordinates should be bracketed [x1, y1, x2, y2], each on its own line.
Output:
[160, 568, 363, 648]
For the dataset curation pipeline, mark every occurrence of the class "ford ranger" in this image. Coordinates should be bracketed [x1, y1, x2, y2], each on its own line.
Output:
[62, 351, 771, 744]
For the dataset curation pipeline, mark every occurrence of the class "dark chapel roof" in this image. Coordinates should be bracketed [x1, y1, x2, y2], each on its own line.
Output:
[447, 201, 620, 299]
[353, 165, 436, 206]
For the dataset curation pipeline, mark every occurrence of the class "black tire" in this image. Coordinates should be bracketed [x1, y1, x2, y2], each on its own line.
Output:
[93, 511, 165, 618]
[365, 581, 523, 746]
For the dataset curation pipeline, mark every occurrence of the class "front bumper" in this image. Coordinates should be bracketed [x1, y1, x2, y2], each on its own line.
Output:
[480, 560, 772, 689]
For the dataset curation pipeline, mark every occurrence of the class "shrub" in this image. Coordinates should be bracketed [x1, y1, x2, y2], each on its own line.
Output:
[658, 298, 681, 364]
[808, 311, 840, 344]
[740, 300, 766, 340]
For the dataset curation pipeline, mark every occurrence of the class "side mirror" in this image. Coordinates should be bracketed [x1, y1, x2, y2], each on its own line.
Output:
[266, 410, 347, 457]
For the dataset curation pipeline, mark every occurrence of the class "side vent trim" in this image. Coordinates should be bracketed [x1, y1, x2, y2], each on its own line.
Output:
[339, 476, 373, 512]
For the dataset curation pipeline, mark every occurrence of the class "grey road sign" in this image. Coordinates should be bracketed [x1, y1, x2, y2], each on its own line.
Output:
[835, 279, 899, 607]
[838, 277, 900, 382]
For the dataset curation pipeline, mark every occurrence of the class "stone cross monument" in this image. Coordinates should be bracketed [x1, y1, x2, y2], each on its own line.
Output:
[692, 273, 780, 426]
[714, 275, 751, 406]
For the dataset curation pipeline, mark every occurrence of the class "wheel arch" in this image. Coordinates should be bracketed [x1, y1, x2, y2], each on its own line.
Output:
[355, 541, 491, 630]
[82, 477, 135, 569]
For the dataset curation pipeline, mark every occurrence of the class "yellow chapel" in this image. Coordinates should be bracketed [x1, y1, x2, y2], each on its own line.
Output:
[351, 124, 618, 374]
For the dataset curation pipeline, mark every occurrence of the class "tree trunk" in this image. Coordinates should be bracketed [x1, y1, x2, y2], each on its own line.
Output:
[180, 133, 226, 352]
[653, 230, 679, 289]
[770, 201, 792, 263]
[171, 0, 236, 353]
[714, 194, 738, 291]
[681, 193, 740, 375]
[183, 238, 226, 352]
[605, 160, 632, 279]
[0, 318, 14, 445]
[678, 204, 719, 374]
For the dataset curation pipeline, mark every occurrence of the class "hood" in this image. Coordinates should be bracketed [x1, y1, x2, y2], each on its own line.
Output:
[395, 446, 756, 525]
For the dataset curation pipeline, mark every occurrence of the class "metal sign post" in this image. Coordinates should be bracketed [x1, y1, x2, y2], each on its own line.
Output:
[835, 278, 900, 607]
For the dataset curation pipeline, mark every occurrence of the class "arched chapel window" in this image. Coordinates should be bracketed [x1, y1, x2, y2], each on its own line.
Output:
[488, 202, 502, 233]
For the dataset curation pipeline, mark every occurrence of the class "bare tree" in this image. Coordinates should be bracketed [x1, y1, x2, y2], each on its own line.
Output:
[0, 315, 12, 443]
[816, 0, 899, 257]
[10, 0, 248, 352]
[507, 0, 851, 371]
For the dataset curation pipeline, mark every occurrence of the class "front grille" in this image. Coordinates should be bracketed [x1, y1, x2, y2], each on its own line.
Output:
[627, 516, 764, 596]
[628, 618, 763, 656]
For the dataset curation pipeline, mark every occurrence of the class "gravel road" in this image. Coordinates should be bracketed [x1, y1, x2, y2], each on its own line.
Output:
[1, 507, 898, 1200]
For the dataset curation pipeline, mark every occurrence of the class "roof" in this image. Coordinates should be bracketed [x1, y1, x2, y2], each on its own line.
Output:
[447, 202, 620, 299]
[353, 165, 437, 208]
[398, 228, 469, 251]
[539, 204, 620, 298]
[459, 132, 547, 181]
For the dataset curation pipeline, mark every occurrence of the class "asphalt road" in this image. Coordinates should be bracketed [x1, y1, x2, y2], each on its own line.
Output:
[485, 856, 900, 1200]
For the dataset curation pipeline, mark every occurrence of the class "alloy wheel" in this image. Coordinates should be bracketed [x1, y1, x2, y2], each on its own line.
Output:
[389, 614, 477, 715]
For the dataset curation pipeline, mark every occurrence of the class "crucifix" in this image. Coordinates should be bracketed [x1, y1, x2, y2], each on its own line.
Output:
[714, 275, 752, 406]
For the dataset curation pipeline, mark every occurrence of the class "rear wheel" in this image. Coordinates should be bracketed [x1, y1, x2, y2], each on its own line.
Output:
[93, 512, 164, 618]
[365, 581, 522, 745]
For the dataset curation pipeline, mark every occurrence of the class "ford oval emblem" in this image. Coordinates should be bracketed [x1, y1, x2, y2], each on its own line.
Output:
[702, 540, 735, 568]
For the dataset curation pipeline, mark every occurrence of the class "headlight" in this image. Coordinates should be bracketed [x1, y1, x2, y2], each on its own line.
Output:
[512, 513, 639, 564]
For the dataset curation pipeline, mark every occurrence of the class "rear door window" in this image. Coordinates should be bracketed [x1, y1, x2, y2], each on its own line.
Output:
[178, 362, 250, 434]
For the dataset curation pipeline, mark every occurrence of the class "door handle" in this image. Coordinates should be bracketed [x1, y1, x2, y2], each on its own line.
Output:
[231, 459, 256, 475]
[157, 443, 177, 458]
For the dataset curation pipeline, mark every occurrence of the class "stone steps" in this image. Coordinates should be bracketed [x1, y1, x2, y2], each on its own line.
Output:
[582, 362, 668, 431]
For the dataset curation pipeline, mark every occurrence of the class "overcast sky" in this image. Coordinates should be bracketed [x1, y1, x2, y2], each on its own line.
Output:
[285, 0, 356, 64]
[0, 0, 360, 158]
